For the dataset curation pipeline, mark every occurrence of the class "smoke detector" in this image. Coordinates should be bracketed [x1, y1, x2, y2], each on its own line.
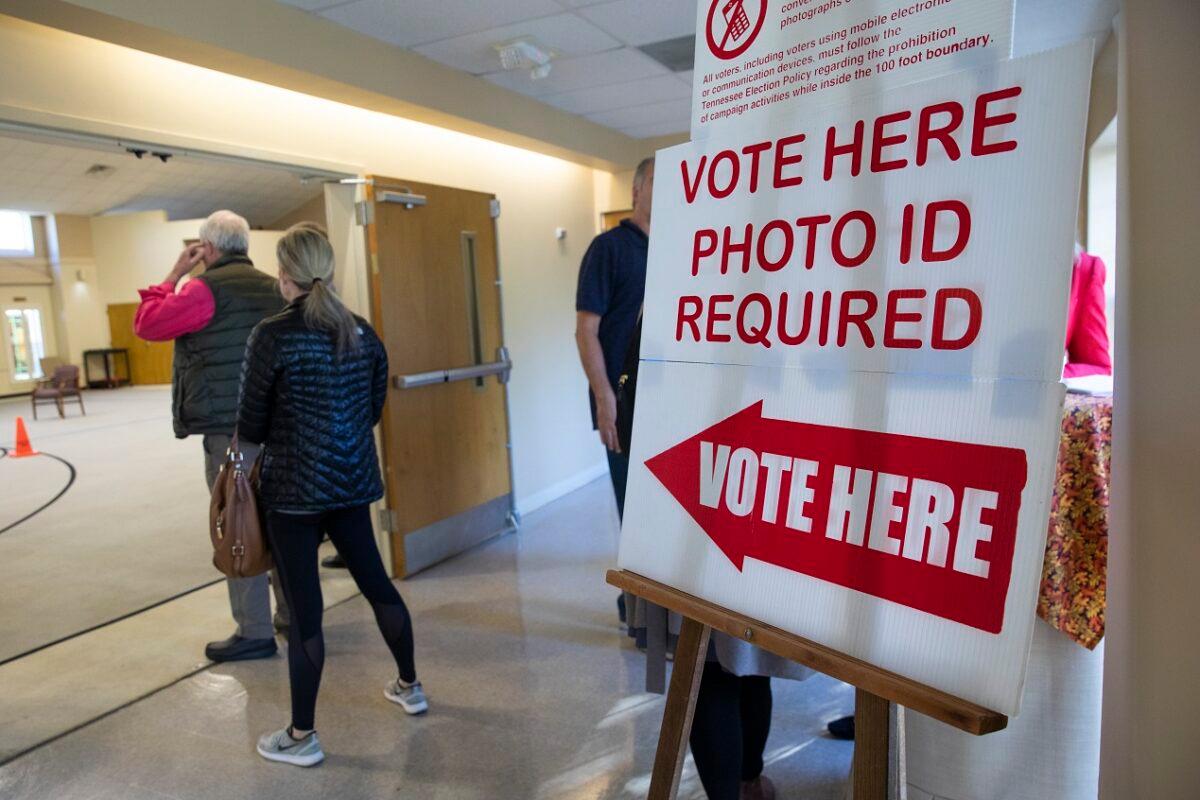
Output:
[85, 164, 116, 178]
[495, 38, 556, 80]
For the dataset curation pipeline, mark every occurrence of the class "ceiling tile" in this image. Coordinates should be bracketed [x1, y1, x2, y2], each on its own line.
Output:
[585, 98, 691, 129]
[319, 0, 564, 49]
[413, 13, 620, 75]
[0, 132, 320, 225]
[541, 74, 690, 115]
[578, 0, 700, 47]
[484, 47, 669, 97]
[619, 118, 691, 139]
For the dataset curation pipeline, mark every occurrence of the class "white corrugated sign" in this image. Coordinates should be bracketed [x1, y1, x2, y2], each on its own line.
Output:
[692, 0, 1014, 137]
[619, 42, 1092, 715]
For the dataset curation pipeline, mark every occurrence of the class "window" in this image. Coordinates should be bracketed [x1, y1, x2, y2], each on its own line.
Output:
[0, 210, 35, 257]
[5, 308, 46, 381]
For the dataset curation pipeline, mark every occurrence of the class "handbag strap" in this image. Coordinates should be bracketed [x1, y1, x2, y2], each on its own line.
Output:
[227, 432, 247, 472]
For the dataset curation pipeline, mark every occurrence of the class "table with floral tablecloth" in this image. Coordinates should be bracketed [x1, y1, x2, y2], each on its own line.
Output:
[1037, 392, 1112, 650]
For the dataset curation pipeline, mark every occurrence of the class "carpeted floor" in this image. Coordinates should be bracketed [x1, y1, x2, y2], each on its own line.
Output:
[0, 387, 218, 663]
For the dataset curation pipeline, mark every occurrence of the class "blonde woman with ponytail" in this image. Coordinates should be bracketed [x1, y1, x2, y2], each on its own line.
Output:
[238, 223, 426, 768]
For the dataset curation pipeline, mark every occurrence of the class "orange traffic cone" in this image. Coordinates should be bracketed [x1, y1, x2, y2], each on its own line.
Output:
[11, 416, 37, 458]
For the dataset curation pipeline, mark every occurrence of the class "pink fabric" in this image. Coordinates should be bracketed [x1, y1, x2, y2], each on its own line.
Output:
[134, 278, 215, 341]
[1063, 252, 1112, 378]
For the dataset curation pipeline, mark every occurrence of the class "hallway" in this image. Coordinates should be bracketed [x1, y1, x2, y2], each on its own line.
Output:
[0, 479, 852, 799]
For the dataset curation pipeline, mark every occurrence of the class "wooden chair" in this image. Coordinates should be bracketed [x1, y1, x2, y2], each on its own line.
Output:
[31, 365, 87, 419]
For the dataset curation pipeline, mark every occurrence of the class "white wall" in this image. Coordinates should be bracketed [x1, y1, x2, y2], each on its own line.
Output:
[1087, 137, 1118, 350]
[1101, 4, 1200, 796]
[0, 18, 608, 511]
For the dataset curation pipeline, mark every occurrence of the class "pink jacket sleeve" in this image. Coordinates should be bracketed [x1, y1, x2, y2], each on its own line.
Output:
[1063, 252, 1113, 378]
[133, 278, 215, 341]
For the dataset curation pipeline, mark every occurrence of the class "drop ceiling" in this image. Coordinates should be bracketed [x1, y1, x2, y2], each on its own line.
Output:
[0, 131, 325, 227]
[278, 0, 699, 140]
[277, 0, 1116, 142]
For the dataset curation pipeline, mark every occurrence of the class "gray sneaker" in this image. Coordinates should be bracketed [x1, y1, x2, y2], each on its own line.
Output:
[256, 728, 325, 767]
[384, 678, 429, 715]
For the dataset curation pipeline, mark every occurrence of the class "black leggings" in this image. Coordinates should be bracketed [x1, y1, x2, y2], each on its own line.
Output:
[689, 660, 773, 800]
[266, 505, 416, 731]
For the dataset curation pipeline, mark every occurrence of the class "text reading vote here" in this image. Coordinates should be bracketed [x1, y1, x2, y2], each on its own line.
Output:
[644, 403, 1028, 632]
[701, 442, 998, 578]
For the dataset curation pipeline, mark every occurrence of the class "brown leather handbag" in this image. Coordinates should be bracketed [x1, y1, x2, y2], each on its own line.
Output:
[209, 437, 272, 577]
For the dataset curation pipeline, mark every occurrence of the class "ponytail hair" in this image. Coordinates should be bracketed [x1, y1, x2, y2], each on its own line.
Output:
[276, 223, 361, 356]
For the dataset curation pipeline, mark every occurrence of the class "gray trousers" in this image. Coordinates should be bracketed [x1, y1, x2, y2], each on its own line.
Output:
[203, 434, 288, 639]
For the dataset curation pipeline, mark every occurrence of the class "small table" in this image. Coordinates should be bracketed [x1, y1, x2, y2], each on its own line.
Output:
[1038, 392, 1112, 650]
[83, 348, 132, 389]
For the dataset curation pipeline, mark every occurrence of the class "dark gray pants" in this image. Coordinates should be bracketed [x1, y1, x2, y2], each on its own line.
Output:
[203, 434, 288, 639]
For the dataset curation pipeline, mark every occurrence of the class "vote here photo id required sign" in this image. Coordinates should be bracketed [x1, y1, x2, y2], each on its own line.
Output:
[618, 41, 1093, 716]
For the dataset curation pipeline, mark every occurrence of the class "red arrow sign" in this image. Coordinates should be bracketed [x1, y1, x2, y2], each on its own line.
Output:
[644, 402, 1028, 633]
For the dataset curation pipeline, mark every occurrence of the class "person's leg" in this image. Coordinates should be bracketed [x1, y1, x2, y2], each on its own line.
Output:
[606, 449, 632, 629]
[324, 505, 416, 684]
[689, 660, 744, 800]
[225, 574, 274, 640]
[265, 511, 326, 731]
[738, 676, 773, 781]
[605, 449, 630, 520]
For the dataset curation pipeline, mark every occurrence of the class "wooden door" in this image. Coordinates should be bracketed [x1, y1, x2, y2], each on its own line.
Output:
[108, 303, 172, 384]
[602, 209, 632, 232]
[363, 177, 514, 577]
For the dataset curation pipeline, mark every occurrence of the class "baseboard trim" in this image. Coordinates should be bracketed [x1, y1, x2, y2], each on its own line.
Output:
[516, 461, 609, 517]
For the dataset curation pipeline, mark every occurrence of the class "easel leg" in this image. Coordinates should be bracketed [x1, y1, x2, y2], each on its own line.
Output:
[853, 688, 890, 799]
[648, 616, 711, 800]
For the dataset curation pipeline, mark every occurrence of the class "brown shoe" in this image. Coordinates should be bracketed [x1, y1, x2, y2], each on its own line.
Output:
[740, 775, 776, 800]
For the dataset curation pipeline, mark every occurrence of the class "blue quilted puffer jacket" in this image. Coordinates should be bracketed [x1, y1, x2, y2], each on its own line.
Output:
[236, 299, 388, 513]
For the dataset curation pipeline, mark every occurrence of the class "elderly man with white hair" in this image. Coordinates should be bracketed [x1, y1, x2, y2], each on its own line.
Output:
[135, 209, 288, 663]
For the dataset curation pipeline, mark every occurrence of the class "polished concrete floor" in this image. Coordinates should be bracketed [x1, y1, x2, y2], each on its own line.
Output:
[0, 387, 216, 662]
[0, 478, 852, 799]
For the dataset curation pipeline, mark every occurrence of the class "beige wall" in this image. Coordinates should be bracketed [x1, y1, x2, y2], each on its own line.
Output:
[45, 213, 107, 370]
[593, 168, 636, 228]
[0, 17, 608, 510]
[265, 194, 326, 232]
[89, 211, 284, 309]
[1101, 3, 1200, 797]
[0, 215, 52, 285]
[43, 211, 285, 371]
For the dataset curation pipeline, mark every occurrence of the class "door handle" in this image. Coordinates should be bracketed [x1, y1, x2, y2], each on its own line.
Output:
[393, 346, 512, 390]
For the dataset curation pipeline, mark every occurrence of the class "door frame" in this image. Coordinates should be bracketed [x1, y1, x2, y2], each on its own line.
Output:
[1, 286, 55, 394]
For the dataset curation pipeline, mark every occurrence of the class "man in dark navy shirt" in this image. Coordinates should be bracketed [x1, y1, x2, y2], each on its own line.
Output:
[575, 156, 654, 519]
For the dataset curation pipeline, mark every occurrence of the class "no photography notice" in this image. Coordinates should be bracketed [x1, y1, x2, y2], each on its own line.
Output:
[620, 41, 1093, 716]
[693, 0, 1014, 135]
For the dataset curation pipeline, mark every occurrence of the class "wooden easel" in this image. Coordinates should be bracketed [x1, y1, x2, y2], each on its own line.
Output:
[608, 570, 1008, 800]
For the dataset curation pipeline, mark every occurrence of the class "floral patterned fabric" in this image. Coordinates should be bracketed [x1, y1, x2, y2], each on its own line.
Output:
[1038, 394, 1112, 650]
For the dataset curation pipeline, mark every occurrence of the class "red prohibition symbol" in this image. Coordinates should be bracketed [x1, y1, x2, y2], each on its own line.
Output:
[706, 0, 767, 60]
